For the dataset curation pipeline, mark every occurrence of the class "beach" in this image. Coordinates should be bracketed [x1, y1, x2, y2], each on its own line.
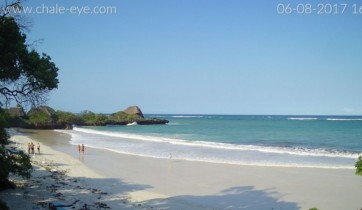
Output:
[1, 129, 362, 210]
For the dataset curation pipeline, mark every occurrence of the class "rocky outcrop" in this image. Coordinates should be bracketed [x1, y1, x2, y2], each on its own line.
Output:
[121, 106, 169, 124]
[136, 118, 169, 125]
[123, 106, 144, 118]
[6, 105, 26, 118]
[5, 105, 28, 128]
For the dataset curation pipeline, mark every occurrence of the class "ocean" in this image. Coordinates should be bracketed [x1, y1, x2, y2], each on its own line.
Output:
[57, 115, 362, 169]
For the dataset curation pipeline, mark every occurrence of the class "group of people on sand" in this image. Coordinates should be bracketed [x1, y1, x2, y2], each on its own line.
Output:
[28, 142, 40, 154]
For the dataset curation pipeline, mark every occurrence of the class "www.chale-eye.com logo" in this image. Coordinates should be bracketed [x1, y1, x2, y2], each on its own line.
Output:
[2, 3, 117, 16]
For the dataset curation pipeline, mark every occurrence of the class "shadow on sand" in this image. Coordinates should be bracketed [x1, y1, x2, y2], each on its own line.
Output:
[1, 166, 153, 209]
[2, 162, 300, 210]
[140, 186, 299, 210]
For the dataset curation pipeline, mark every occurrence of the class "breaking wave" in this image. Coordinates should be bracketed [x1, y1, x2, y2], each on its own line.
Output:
[55, 127, 360, 169]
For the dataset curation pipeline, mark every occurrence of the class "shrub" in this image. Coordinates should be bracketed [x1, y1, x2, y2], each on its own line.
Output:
[355, 156, 362, 176]
[0, 198, 9, 210]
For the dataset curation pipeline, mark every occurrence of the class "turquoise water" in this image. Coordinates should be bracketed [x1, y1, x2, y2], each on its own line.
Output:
[58, 115, 362, 169]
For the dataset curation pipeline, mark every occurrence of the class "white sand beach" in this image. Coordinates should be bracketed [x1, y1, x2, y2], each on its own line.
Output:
[1, 129, 362, 210]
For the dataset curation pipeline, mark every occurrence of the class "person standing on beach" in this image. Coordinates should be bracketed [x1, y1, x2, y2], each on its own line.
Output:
[78, 144, 81, 154]
[30, 142, 35, 154]
[81, 144, 85, 154]
[37, 142, 40, 154]
[27, 142, 31, 154]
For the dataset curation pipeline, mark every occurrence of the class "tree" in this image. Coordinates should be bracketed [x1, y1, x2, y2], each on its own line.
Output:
[0, 109, 32, 190]
[0, 3, 59, 106]
[0, 0, 59, 192]
[355, 156, 362, 176]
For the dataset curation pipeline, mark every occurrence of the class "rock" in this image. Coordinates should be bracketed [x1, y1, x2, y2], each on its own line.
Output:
[136, 118, 169, 125]
[6, 104, 26, 118]
[123, 106, 144, 118]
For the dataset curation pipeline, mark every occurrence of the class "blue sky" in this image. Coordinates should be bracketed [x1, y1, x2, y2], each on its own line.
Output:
[15, 0, 362, 114]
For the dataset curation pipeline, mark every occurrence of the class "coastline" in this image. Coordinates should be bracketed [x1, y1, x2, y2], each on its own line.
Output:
[1, 129, 362, 210]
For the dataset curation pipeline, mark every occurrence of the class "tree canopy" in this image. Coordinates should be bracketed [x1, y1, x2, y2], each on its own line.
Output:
[355, 156, 362, 176]
[0, 13, 58, 106]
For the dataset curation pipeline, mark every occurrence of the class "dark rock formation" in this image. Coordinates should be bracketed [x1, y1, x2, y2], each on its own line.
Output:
[6, 104, 26, 118]
[121, 106, 169, 125]
[123, 106, 144, 118]
[136, 118, 169, 125]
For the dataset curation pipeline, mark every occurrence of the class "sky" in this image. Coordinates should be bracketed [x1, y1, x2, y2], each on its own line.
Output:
[7, 0, 362, 115]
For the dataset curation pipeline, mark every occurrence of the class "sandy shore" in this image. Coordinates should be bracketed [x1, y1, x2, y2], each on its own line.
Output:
[1, 129, 362, 210]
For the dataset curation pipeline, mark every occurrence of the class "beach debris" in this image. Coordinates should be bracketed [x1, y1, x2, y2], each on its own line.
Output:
[79, 203, 90, 210]
[23, 190, 29, 195]
[36, 201, 48, 208]
[94, 202, 111, 209]
[48, 199, 80, 210]
[6, 138, 159, 210]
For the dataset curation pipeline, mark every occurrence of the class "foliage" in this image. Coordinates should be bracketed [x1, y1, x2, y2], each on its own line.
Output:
[94, 113, 108, 125]
[27, 106, 57, 127]
[109, 111, 140, 122]
[0, 126, 32, 190]
[355, 156, 362, 176]
[78, 110, 96, 124]
[3, 104, 27, 127]
[0, 1, 57, 191]
[309, 208, 318, 210]
[0, 109, 32, 189]
[0, 124, 9, 145]
[55, 111, 80, 127]
[0, 198, 9, 210]
[78, 111, 110, 126]
[4, 107, 147, 128]
[0, 14, 59, 107]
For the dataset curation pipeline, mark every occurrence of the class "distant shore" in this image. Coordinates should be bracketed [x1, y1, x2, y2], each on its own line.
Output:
[1, 129, 362, 210]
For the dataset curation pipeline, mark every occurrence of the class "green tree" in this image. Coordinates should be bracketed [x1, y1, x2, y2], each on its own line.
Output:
[355, 156, 362, 176]
[109, 111, 139, 123]
[27, 106, 57, 128]
[0, 109, 32, 190]
[79, 110, 96, 125]
[55, 111, 80, 128]
[1, 6, 58, 106]
[0, 0, 59, 194]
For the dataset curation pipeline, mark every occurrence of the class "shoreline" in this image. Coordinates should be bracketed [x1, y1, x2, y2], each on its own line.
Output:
[1, 129, 362, 209]
[63, 126, 359, 170]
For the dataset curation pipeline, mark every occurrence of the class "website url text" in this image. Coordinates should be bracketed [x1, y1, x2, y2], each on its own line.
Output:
[2, 4, 117, 16]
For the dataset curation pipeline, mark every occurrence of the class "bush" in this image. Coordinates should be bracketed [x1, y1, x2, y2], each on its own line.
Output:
[355, 156, 362, 176]
[27, 106, 57, 127]
[109, 111, 140, 123]
[55, 111, 79, 127]
[0, 198, 9, 210]
[0, 111, 32, 190]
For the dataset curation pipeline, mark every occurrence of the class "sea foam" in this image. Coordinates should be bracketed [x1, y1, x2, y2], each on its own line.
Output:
[70, 127, 360, 159]
[288, 117, 318, 121]
[326, 118, 362, 121]
[55, 127, 360, 169]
